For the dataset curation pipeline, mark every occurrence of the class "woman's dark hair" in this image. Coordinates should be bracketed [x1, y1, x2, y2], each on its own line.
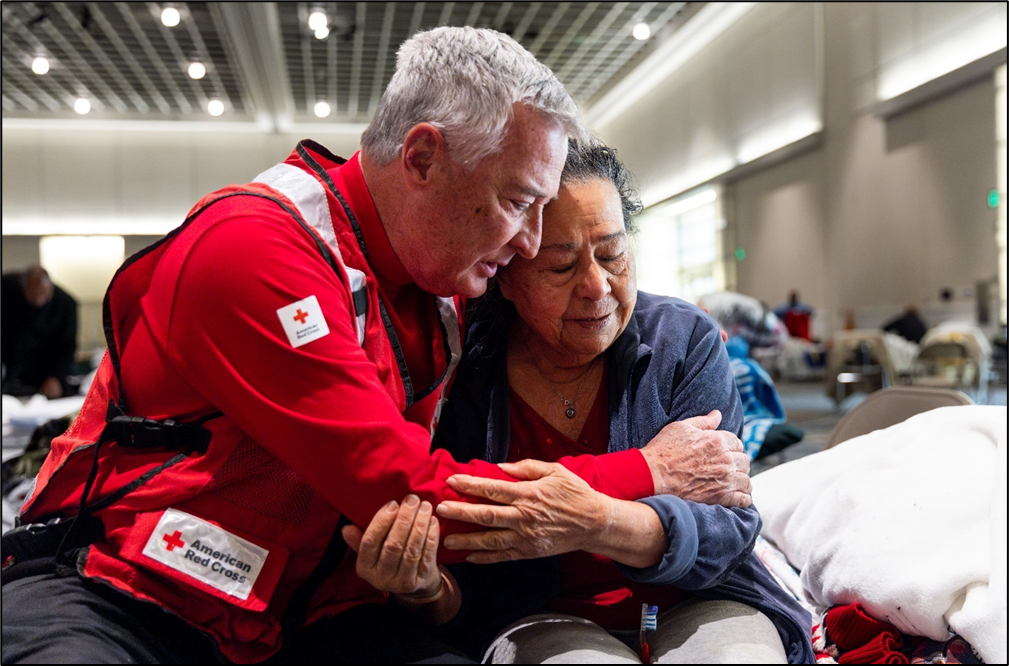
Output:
[466, 140, 641, 347]
[560, 139, 643, 233]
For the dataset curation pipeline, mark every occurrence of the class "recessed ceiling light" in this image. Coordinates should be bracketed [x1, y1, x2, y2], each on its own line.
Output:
[314, 26, 330, 40]
[32, 56, 50, 75]
[633, 22, 651, 41]
[314, 101, 331, 118]
[74, 98, 91, 115]
[188, 62, 206, 80]
[161, 6, 181, 27]
[207, 99, 225, 116]
[308, 10, 328, 32]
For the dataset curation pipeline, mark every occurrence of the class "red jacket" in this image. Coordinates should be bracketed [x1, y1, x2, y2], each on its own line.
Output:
[20, 141, 653, 662]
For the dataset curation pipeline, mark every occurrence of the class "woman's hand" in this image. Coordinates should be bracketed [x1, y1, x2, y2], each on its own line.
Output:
[639, 410, 753, 508]
[342, 495, 442, 598]
[436, 459, 613, 563]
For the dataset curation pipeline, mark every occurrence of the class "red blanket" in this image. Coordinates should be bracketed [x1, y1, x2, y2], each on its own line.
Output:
[812, 604, 981, 664]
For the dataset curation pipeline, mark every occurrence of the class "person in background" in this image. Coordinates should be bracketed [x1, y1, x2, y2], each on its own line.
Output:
[882, 305, 927, 344]
[1, 265, 78, 399]
[774, 290, 814, 341]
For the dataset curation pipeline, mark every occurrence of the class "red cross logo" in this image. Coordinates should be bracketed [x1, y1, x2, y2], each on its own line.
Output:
[162, 530, 185, 551]
[293, 309, 309, 324]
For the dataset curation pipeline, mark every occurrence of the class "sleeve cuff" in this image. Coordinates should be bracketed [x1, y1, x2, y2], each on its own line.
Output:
[596, 448, 655, 500]
[617, 495, 698, 585]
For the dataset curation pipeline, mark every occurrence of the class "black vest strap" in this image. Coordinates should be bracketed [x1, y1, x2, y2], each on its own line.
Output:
[103, 402, 215, 455]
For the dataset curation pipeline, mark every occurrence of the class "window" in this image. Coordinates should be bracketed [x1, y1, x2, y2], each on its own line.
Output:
[634, 186, 728, 304]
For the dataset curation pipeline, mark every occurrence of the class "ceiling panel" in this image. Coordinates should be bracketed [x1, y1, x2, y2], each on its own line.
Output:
[2, 2, 252, 120]
[2, 1, 696, 124]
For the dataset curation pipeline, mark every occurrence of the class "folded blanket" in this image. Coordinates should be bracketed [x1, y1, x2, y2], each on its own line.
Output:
[752, 406, 1007, 663]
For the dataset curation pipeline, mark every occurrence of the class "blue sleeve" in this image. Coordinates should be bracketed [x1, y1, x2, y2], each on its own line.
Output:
[617, 495, 761, 590]
[620, 308, 756, 588]
[665, 310, 744, 439]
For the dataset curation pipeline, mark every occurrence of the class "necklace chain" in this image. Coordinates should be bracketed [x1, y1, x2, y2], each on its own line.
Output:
[539, 359, 597, 419]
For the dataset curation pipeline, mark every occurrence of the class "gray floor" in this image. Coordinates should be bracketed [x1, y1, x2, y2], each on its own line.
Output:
[750, 380, 1008, 475]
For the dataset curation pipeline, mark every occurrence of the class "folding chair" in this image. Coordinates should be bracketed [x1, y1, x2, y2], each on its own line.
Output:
[826, 386, 973, 449]
[913, 337, 990, 403]
[826, 330, 895, 406]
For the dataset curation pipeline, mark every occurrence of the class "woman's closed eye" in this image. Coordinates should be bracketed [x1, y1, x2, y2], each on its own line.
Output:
[547, 251, 626, 274]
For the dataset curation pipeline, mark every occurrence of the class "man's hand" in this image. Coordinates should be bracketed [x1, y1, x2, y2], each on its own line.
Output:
[436, 459, 611, 563]
[640, 410, 752, 508]
[342, 495, 442, 597]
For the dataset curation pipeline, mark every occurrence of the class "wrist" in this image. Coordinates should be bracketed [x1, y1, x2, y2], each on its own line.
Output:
[589, 500, 666, 569]
[640, 447, 669, 495]
[586, 493, 619, 553]
[394, 574, 445, 606]
[395, 568, 462, 625]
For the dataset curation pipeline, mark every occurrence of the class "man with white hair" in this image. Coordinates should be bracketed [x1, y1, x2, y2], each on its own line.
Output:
[2, 27, 750, 664]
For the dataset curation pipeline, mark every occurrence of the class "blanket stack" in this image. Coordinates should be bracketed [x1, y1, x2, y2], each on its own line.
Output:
[752, 406, 1007, 664]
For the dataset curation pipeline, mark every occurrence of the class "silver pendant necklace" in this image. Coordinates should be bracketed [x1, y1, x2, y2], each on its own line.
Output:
[543, 360, 596, 419]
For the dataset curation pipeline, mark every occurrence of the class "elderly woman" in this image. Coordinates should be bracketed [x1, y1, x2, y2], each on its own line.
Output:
[345, 142, 812, 663]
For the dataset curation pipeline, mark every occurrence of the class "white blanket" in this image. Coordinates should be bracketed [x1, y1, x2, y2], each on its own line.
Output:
[752, 406, 1007, 663]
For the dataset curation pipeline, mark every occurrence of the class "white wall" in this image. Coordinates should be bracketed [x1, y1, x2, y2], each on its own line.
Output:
[726, 3, 1001, 338]
[2, 127, 362, 352]
[597, 2, 822, 206]
[874, 3, 1007, 103]
[594, 2, 1004, 339]
[730, 148, 829, 336]
[2, 127, 362, 233]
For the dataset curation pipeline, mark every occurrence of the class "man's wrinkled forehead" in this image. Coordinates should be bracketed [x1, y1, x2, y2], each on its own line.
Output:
[494, 105, 567, 181]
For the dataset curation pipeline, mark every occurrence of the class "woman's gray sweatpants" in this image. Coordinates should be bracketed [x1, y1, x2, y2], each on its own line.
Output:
[482, 599, 789, 664]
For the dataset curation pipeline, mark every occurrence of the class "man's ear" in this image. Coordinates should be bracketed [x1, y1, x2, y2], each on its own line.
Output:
[401, 123, 447, 188]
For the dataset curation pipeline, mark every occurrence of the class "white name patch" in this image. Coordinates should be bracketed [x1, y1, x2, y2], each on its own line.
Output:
[277, 295, 330, 348]
[142, 509, 268, 601]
